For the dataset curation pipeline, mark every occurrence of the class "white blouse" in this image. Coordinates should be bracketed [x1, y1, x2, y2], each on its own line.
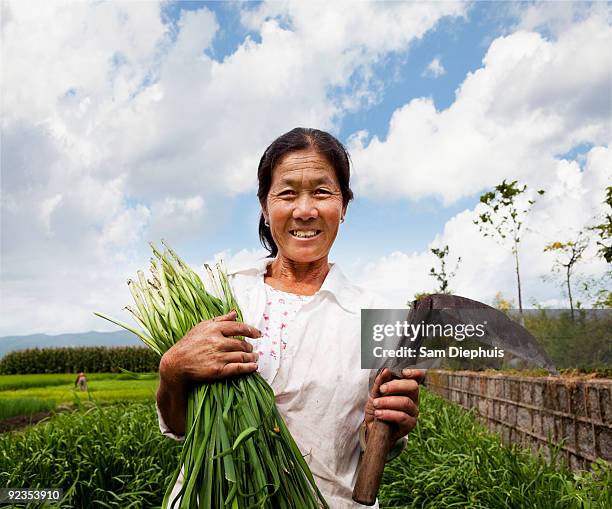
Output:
[158, 258, 384, 509]
[252, 284, 314, 383]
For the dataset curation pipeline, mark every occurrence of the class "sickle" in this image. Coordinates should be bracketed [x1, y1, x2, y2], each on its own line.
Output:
[352, 294, 557, 506]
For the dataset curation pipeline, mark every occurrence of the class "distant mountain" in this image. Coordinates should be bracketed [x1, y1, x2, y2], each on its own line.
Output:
[0, 330, 142, 358]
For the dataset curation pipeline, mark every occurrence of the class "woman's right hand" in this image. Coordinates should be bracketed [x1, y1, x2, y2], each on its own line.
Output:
[159, 310, 261, 387]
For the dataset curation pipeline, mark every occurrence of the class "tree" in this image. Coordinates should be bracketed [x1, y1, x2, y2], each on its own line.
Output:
[577, 269, 612, 309]
[474, 179, 544, 314]
[589, 185, 612, 263]
[573, 186, 612, 310]
[429, 245, 461, 294]
[543, 235, 588, 320]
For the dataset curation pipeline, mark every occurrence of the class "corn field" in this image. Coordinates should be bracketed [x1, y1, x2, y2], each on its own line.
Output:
[0, 347, 159, 375]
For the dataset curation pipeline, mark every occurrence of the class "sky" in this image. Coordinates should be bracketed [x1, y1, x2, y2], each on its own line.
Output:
[1, 1, 610, 337]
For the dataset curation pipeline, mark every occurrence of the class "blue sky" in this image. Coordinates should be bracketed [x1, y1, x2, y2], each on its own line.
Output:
[1, 1, 609, 335]
[157, 1, 518, 259]
[155, 0, 597, 262]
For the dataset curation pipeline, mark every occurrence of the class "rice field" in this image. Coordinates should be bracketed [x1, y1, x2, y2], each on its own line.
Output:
[0, 373, 123, 391]
[0, 387, 609, 508]
[0, 398, 57, 420]
[0, 373, 158, 409]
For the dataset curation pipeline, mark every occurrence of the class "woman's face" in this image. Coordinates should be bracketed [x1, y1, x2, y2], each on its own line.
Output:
[264, 148, 346, 264]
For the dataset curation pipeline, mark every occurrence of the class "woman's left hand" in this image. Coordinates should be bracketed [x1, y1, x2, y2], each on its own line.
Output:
[364, 368, 426, 446]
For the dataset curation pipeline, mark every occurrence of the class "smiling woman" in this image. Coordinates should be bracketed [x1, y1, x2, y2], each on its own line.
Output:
[265, 152, 344, 265]
[257, 129, 353, 295]
[156, 127, 425, 508]
[257, 128, 353, 263]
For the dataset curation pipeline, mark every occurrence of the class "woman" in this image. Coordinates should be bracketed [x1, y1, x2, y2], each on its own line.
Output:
[75, 371, 87, 391]
[156, 128, 424, 508]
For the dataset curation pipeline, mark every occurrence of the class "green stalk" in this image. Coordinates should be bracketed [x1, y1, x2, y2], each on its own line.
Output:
[95, 242, 329, 509]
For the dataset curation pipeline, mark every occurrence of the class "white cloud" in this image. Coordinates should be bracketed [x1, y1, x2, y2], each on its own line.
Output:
[2, 0, 607, 338]
[147, 196, 206, 241]
[352, 146, 611, 310]
[516, 1, 594, 36]
[349, 5, 610, 204]
[1, 1, 465, 335]
[240, 1, 466, 55]
[422, 57, 446, 78]
[99, 205, 151, 250]
[1, 1, 166, 125]
[346, 4, 610, 310]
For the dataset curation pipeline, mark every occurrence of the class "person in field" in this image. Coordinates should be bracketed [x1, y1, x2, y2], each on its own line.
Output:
[156, 127, 424, 508]
[75, 371, 88, 392]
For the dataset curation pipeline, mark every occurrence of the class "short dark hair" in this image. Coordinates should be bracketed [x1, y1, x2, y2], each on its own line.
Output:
[257, 127, 354, 257]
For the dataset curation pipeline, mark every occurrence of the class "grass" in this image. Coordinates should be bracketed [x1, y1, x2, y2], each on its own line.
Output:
[379, 390, 611, 509]
[0, 402, 180, 508]
[0, 373, 156, 391]
[477, 368, 612, 379]
[0, 374, 158, 407]
[0, 390, 609, 508]
[0, 398, 57, 420]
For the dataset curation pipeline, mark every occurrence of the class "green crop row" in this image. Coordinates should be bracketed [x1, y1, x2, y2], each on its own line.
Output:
[0, 373, 130, 391]
[1, 391, 609, 508]
[379, 390, 611, 508]
[0, 398, 57, 421]
[0, 346, 160, 374]
[0, 402, 180, 508]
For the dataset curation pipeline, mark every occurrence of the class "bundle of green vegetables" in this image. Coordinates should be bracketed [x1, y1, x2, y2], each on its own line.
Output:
[95, 241, 328, 509]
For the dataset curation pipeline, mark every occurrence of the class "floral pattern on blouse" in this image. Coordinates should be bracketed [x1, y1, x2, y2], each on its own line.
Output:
[251, 284, 314, 383]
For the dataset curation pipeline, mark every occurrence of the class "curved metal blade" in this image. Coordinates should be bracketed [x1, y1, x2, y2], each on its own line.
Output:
[408, 294, 558, 374]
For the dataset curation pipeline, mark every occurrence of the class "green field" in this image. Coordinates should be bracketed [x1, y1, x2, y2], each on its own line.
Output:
[0, 402, 180, 508]
[380, 391, 611, 508]
[0, 373, 158, 404]
[0, 398, 57, 421]
[0, 385, 609, 508]
[0, 373, 119, 391]
[0, 373, 158, 422]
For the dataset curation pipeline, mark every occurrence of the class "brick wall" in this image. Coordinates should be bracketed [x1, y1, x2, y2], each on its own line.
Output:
[426, 370, 612, 470]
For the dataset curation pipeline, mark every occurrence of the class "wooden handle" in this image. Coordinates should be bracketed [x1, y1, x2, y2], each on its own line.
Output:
[352, 419, 393, 506]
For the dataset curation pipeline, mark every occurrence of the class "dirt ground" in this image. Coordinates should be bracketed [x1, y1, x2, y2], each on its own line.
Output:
[0, 410, 54, 433]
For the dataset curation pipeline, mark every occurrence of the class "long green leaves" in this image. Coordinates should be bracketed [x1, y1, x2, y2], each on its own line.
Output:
[0, 403, 181, 508]
[2, 393, 608, 508]
[95, 242, 328, 509]
[380, 390, 612, 509]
